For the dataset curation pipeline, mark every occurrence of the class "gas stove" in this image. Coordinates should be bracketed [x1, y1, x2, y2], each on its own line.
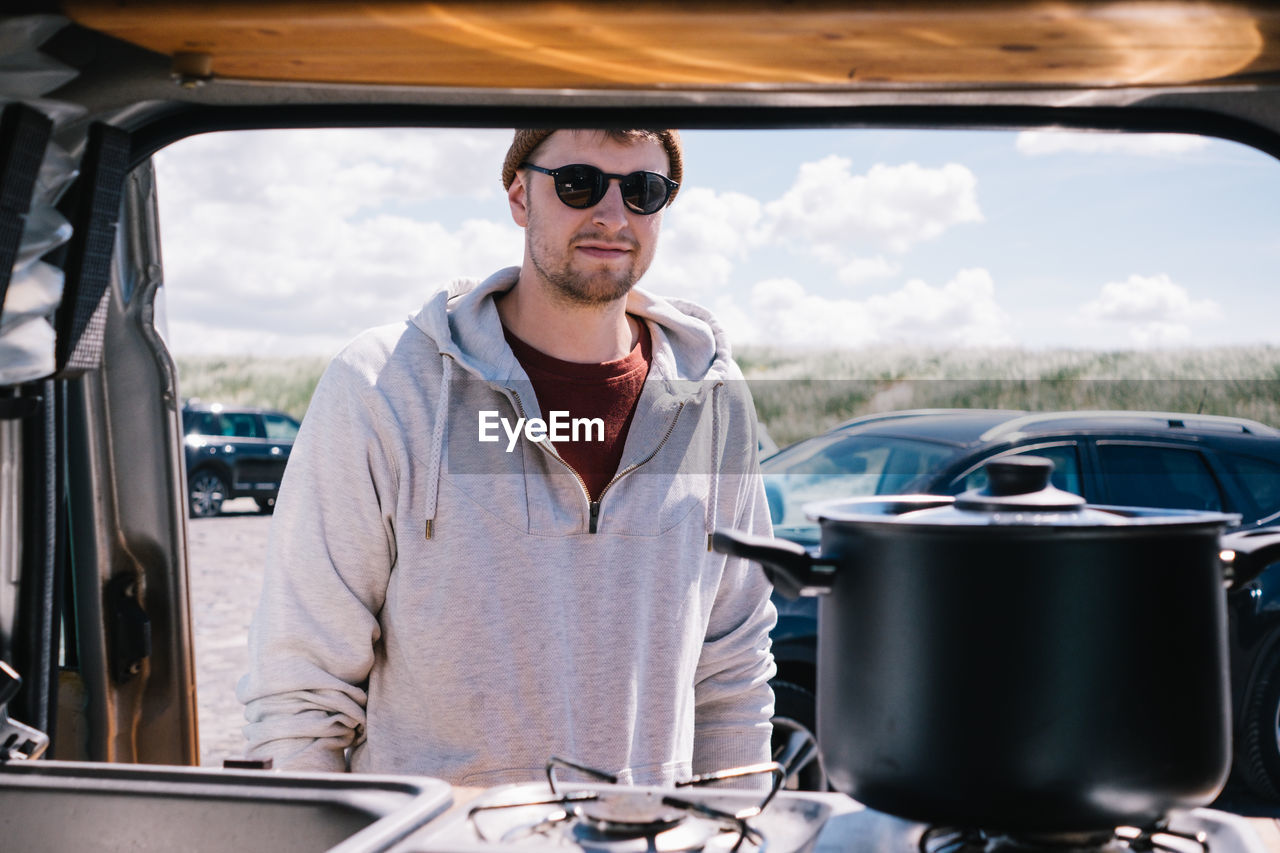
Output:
[401, 757, 829, 853]
[388, 759, 1277, 853]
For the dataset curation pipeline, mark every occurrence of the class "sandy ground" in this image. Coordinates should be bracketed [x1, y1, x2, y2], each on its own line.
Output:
[187, 497, 272, 766]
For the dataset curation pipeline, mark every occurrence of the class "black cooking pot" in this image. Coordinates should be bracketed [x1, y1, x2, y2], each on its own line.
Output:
[715, 456, 1280, 833]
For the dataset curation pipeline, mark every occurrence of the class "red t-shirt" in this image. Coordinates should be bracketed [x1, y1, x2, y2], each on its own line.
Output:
[504, 320, 652, 501]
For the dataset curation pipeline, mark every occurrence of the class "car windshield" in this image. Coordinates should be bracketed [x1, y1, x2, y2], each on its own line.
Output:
[761, 434, 963, 537]
[263, 414, 301, 441]
[183, 411, 218, 437]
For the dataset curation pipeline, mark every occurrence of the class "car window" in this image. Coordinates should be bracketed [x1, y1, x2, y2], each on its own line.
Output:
[762, 435, 961, 527]
[1096, 443, 1223, 511]
[954, 444, 1083, 495]
[183, 412, 219, 437]
[1220, 453, 1280, 519]
[219, 412, 264, 439]
[263, 414, 301, 441]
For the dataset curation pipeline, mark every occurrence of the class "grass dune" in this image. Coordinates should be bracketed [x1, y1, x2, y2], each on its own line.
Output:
[177, 346, 1280, 449]
[739, 346, 1280, 445]
[176, 355, 328, 421]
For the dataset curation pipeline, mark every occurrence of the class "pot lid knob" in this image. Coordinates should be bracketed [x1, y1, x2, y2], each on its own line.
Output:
[986, 456, 1053, 496]
[955, 455, 1087, 511]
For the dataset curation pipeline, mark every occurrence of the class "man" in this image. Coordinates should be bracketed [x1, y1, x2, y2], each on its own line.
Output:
[237, 128, 777, 787]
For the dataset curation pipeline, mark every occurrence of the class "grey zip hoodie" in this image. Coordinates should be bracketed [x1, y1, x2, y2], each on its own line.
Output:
[237, 267, 777, 786]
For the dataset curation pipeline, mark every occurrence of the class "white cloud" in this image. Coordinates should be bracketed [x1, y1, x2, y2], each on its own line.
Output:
[155, 132, 1001, 354]
[647, 165, 958, 300]
[742, 277, 879, 348]
[836, 255, 901, 285]
[160, 209, 523, 354]
[1015, 131, 1209, 157]
[708, 295, 766, 354]
[1127, 322, 1195, 348]
[764, 157, 983, 259]
[645, 187, 763, 298]
[1078, 273, 1223, 348]
[154, 128, 524, 355]
[1081, 273, 1221, 322]
[162, 319, 355, 358]
[729, 268, 1013, 349]
[864, 269, 1014, 346]
[156, 128, 513, 217]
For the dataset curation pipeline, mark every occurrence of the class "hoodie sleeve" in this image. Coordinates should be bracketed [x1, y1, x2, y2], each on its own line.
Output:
[691, 379, 778, 780]
[236, 355, 401, 772]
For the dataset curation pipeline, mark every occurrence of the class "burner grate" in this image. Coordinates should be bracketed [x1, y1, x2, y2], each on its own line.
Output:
[465, 757, 787, 852]
[920, 822, 1211, 853]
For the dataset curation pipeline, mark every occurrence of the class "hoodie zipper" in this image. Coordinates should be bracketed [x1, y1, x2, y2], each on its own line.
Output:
[590, 401, 686, 531]
[508, 388, 685, 534]
[508, 387, 595, 516]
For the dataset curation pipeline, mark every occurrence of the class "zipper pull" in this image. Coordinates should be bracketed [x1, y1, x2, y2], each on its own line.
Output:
[589, 501, 600, 534]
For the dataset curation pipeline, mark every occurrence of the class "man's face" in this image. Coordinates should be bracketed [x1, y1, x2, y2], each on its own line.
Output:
[510, 130, 669, 306]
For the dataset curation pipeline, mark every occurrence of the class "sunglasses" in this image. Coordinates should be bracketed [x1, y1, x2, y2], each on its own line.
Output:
[521, 163, 677, 215]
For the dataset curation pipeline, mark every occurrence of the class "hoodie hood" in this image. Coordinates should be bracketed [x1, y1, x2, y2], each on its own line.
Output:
[409, 267, 735, 394]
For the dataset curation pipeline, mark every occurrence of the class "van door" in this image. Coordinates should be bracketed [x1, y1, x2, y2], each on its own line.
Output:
[2, 93, 197, 763]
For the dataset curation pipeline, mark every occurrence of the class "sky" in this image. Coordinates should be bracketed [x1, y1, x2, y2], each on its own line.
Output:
[152, 126, 1280, 359]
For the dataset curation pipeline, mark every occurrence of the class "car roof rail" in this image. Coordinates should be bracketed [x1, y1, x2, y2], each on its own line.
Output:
[834, 408, 1024, 432]
[979, 410, 1280, 442]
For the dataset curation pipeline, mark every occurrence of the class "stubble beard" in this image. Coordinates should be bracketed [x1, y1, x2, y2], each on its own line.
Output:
[529, 242, 640, 307]
[526, 196, 653, 307]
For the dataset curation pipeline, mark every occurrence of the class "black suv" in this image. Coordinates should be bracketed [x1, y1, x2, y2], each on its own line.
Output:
[181, 401, 301, 518]
[761, 409, 1280, 797]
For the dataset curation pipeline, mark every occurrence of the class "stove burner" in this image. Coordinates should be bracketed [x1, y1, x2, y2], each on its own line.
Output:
[920, 823, 1211, 853]
[569, 813, 720, 853]
[573, 791, 689, 832]
[466, 757, 787, 852]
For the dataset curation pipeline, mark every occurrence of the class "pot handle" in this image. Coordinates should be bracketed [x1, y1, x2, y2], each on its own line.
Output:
[1221, 528, 1280, 589]
[711, 529, 836, 599]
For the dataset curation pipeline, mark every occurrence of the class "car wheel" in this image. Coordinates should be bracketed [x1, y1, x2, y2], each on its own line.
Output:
[255, 497, 276, 514]
[1236, 643, 1280, 803]
[188, 469, 227, 518]
[770, 679, 828, 791]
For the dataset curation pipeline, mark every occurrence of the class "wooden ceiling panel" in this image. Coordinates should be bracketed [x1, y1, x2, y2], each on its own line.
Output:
[59, 1, 1280, 90]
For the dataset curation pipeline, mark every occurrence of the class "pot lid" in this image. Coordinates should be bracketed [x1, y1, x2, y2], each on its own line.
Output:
[806, 455, 1241, 529]
[954, 456, 1085, 511]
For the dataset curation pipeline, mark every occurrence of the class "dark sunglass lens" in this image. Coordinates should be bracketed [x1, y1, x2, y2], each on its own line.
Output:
[555, 165, 604, 208]
[621, 172, 669, 214]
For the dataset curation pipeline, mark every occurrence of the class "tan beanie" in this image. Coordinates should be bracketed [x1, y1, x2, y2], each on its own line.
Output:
[501, 129, 683, 204]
